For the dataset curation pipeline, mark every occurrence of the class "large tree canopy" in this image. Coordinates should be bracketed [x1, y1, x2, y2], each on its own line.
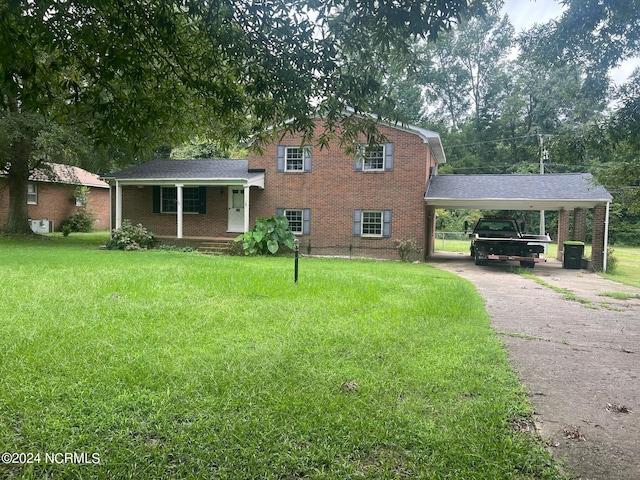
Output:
[0, 0, 487, 233]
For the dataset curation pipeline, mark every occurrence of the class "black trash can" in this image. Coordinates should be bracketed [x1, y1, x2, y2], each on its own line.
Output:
[563, 241, 584, 269]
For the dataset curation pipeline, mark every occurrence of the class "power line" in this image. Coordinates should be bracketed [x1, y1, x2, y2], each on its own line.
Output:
[446, 132, 560, 149]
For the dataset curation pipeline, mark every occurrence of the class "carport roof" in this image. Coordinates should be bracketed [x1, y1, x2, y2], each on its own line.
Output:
[425, 173, 612, 210]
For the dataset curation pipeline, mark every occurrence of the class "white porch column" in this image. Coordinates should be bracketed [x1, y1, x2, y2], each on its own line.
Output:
[176, 184, 184, 239]
[115, 180, 123, 229]
[243, 186, 250, 232]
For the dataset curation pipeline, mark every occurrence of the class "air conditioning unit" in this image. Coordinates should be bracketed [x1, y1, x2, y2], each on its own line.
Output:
[29, 219, 54, 234]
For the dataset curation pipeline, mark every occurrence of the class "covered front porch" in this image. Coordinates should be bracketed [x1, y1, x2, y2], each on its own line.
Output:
[103, 159, 265, 239]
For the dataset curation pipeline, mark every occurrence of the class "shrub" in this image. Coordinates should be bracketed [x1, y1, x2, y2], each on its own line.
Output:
[606, 247, 618, 272]
[106, 220, 155, 251]
[394, 238, 423, 262]
[60, 208, 96, 236]
[235, 215, 295, 255]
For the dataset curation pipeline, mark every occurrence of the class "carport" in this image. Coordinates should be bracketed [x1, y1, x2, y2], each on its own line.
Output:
[424, 173, 613, 271]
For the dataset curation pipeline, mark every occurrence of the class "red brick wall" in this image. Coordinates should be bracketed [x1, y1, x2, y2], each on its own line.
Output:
[248, 119, 435, 259]
[118, 186, 238, 238]
[591, 205, 606, 271]
[556, 208, 570, 261]
[0, 179, 110, 231]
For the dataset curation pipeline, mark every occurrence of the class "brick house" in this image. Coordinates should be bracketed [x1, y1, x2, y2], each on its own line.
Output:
[105, 116, 613, 269]
[0, 163, 111, 233]
[104, 118, 445, 259]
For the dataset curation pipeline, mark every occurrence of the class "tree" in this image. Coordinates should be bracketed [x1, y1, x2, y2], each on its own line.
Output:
[1, 0, 489, 234]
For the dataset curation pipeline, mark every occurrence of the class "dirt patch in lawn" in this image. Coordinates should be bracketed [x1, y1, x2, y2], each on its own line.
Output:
[430, 252, 640, 480]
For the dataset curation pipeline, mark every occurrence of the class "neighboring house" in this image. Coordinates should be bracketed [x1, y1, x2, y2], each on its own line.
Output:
[0, 163, 110, 233]
[104, 118, 446, 259]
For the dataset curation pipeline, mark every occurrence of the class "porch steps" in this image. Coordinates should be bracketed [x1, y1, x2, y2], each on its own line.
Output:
[198, 239, 235, 255]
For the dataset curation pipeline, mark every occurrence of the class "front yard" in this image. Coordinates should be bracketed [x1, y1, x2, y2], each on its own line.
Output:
[0, 234, 565, 479]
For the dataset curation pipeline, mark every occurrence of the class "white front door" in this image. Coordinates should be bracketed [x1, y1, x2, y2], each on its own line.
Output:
[228, 187, 245, 232]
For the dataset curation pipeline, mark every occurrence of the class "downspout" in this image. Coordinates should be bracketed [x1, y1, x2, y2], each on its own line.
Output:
[603, 201, 610, 272]
[109, 181, 114, 235]
[115, 180, 122, 230]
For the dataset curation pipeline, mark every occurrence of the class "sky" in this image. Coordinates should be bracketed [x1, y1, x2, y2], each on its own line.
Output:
[502, 0, 565, 32]
[501, 0, 638, 85]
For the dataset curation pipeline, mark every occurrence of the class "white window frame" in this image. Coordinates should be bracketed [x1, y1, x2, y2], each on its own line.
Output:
[284, 209, 303, 235]
[358, 144, 385, 171]
[361, 210, 383, 237]
[285, 147, 304, 172]
[27, 182, 38, 205]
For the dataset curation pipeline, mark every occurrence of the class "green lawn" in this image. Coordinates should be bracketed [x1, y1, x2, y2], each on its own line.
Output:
[0, 234, 565, 479]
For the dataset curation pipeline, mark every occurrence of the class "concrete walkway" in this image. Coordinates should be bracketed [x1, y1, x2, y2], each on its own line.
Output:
[429, 252, 640, 480]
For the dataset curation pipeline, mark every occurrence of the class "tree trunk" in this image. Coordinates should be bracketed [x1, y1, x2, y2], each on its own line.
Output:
[2, 141, 35, 235]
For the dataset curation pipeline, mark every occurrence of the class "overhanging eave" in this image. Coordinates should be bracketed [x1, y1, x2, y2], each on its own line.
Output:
[424, 198, 611, 210]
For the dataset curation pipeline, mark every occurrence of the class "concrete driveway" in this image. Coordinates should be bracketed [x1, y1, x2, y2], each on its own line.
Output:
[429, 252, 640, 480]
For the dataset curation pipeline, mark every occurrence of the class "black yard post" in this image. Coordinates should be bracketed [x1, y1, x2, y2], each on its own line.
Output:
[294, 238, 299, 284]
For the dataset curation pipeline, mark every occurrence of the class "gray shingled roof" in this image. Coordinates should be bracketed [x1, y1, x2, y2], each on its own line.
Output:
[106, 159, 256, 181]
[425, 174, 612, 210]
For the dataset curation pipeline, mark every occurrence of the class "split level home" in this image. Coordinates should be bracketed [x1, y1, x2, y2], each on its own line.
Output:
[104, 116, 613, 270]
[0, 163, 110, 233]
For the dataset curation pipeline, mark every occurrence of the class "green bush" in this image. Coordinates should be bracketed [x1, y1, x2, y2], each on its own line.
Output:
[394, 238, 423, 262]
[60, 208, 96, 236]
[606, 247, 618, 272]
[235, 215, 295, 255]
[106, 220, 155, 251]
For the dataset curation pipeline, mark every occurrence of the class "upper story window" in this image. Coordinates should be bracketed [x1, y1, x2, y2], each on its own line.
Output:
[355, 142, 394, 172]
[359, 144, 385, 171]
[27, 182, 37, 205]
[277, 145, 311, 172]
[286, 147, 304, 171]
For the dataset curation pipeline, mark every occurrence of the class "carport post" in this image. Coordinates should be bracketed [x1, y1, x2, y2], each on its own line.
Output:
[603, 201, 610, 272]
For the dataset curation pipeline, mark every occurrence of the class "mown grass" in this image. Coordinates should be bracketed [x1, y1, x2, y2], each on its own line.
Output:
[603, 246, 640, 288]
[0, 234, 565, 479]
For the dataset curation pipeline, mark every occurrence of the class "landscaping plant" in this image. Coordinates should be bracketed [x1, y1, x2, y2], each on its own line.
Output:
[105, 220, 155, 250]
[235, 214, 295, 255]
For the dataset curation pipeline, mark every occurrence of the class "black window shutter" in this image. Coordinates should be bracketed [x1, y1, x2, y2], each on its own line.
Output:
[198, 186, 207, 214]
[153, 186, 160, 213]
[276, 207, 284, 216]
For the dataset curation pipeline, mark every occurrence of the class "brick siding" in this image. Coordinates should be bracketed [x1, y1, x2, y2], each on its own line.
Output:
[591, 205, 606, 271]
[0, 179, 110, 232]
[117, 186, 238, 238]
[248, 119, 436, 259]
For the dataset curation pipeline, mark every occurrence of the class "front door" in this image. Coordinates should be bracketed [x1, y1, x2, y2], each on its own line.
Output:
[228, 187, 244, 232]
